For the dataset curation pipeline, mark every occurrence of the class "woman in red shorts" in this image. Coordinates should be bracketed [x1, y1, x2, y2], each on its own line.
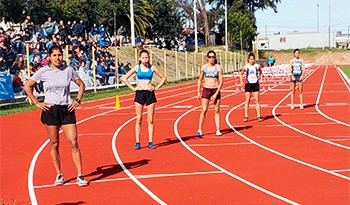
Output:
[197, 50, 223, 136]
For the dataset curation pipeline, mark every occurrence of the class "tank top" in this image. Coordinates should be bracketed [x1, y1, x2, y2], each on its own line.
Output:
[136, 64, 153, 80]
[291, 59, 302, 76]
[204, 64, 219, 79]
[245, 63, 259, 84]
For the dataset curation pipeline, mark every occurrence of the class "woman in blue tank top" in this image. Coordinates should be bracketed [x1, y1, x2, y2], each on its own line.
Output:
[289, 49, 305, 110]
[122, 50, 167, 150]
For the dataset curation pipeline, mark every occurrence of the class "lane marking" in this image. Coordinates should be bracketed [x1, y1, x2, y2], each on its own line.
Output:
[332, 169, 350, 173]
[266, 122, 337, 127]
[256, 136, 301, 139]
[33, 170, 223, 189]
[188, 142, 252, 147]
[176, 104, 299, 204]
[315, 66, 350, 127]
[324, 102, 348, 106]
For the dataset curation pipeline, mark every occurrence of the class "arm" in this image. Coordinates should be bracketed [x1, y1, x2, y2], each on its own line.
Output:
[300, 60, 305, 80]
[23, 79, 49, 111]
[152, 66, 167, 90]
[258, 65, 263, 82]
[240, 66, 246, 85]
[212, 65, 224, 99]
[197, 65, 204, 99]
[289, 60, 295, 80]
[68, 78, 85, 112]
[121, 66, 137, 91]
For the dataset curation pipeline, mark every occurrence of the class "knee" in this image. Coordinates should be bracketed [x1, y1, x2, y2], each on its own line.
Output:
[51, 141, 59, 150]
[201, 108, 208, 115]
[135, 115, 142, 124]
[147, 117, 154, 125]
[214, 107, 220, 114]
[69, 139, 79, 150]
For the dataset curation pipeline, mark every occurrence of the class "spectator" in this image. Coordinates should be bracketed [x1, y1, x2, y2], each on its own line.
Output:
[44, 16, 56, 36]
[12, 70, 25, 94]
[0, 17, 12, 31]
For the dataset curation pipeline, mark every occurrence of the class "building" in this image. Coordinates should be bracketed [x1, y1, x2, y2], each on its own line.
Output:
[255, 31, 348, 50]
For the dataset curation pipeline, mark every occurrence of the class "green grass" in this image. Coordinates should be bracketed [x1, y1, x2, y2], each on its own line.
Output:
[340, 65, 350, 78]
[0, 79, 196, 116]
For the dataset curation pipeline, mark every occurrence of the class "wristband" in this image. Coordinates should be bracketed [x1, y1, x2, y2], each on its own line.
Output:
[75, 98, 81, 104]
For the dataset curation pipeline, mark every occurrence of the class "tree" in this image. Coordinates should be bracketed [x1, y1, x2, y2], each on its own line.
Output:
[227, 11, 256, 50]
[148, 0, 183, 39]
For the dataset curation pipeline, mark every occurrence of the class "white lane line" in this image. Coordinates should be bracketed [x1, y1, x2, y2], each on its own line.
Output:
[33, 170, 223, 189]
[27, 80, 232, 204]
[266, 122, 338, 127]
[332, 169, 350, 173]
[176, 107, 299, 204]
[189, 142, 252, 147]
[315, 66, 350, 127]
[256, 136, 301, 139]
[111, 80, 240, 205]
[324, 102, 348, 106]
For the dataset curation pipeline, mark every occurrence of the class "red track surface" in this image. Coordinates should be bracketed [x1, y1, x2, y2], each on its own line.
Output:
[1, 65, 349, 204]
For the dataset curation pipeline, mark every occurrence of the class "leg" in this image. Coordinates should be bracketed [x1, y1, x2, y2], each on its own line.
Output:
[198, 99, 210, 131]
[290, 82, 296, 109]
[244, 92, 251, 119]
[61, 124, 82, 175]
[213, 99, 221, 131]
[297, 82, 304, 108]
[252, 91, 261, 119]
[135, 102, 143, 143]
[146, 103, 155, 143]
[46, 125, 61, 175]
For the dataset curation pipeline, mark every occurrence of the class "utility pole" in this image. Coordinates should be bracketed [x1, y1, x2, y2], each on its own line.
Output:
[317, 4, 319, 32]
[225, 0, 228, 51]
[194, 0, 198, 52]
[130, 0, 135, 47]
[328, 3, 331, 49]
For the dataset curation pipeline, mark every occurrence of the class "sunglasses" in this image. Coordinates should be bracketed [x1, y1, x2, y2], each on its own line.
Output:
[207, 56, 215, 58]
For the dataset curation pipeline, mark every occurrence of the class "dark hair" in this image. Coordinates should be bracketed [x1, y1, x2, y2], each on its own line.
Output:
[247, 52, 255, 60]
[48, 45, 63, 55]
[138, 49, 150, 65]
[293, 49, 300, 53]
[206, 50, 216, 58]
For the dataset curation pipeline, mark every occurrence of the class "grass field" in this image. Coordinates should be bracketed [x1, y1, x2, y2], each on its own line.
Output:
[340, 65, 350, 78]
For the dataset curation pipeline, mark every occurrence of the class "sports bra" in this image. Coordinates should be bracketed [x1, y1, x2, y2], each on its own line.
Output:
[204, 64, 218, 79]
[245, 63, 259, 84]
[291, 59, 302, 76]
[136, 64, 153, 80]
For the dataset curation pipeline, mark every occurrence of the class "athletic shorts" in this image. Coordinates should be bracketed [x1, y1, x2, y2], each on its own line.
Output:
[245, 83, 260, 92]
[290, 75, 303, 83]
[41, 105, 76, 126]
[134, 90, 157, 106]
[202, 87, 221, 100]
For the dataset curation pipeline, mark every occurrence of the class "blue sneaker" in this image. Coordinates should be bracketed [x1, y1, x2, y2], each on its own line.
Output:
[148, 142, 156, 149]
[197, 129, 202, 136]
[134, 143, 141, 150]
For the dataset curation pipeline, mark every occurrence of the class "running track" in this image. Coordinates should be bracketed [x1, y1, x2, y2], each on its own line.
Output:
[0, 65, 349, 204]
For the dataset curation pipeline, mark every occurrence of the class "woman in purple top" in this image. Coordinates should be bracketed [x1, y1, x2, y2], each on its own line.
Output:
[24, 45, 88, 187]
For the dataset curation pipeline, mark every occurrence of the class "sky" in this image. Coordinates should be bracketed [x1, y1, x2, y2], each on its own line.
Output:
[255, 0, 350, 35]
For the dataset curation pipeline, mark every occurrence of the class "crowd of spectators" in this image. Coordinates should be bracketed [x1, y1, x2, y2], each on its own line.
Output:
[0, 16, 132, 97]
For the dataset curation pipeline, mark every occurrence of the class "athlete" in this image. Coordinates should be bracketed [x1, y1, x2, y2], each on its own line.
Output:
[122, 50, 167, 150]
[197, 50, 224, 136]
[289, 48, 305, 109]
[240, 53, 263, 122]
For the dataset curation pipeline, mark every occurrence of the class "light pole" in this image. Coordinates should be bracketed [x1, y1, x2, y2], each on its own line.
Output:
[114, 12, 117, 37]
[317, 4, 319, 32]
[225, 0, 228, 51]
[194, 0, 198, 52]
[130, 0, 135, 47]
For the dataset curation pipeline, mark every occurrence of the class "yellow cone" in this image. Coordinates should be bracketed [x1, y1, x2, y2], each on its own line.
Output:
[115, 95, 121, 109]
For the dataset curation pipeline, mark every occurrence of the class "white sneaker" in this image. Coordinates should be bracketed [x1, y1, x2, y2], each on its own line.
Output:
[216, 130, 222, 136]
[290, 105, 295, 110]
[197, 129, 202, 136]
[77, 174, 88, 186]
[300, 105, 304, 109]
[54, 174, 64, 186]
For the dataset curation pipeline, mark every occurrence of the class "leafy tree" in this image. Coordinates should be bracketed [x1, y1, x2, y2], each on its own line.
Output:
[226, 11, 256, 50]
[148, 0, 183, 39]
[0, 0, 25, 23]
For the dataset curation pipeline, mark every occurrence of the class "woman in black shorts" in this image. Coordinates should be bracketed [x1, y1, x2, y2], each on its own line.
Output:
[240, 53, 263, 122]
[24, 45, 88, 186]
[289, 49, 305, 109]
[122, 50, 167, 150]
[197, 50, 224, 136]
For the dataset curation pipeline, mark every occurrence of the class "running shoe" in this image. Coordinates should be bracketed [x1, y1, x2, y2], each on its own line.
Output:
[54, 174, 64, 186]
[77, 174, 88, 187]
[134, 143, 141, 150]
[148, 142, 156, 149]
[197, 129, 202, 136]
[243, 117, 249, 122]
[290, 105, 295, 110]
[216, 130, 222, 136]
[300, 105, 304, 109]
[257, 117, 263, 122]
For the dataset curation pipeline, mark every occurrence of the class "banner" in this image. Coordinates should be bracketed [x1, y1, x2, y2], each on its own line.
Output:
[0, 75, 15, 100]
